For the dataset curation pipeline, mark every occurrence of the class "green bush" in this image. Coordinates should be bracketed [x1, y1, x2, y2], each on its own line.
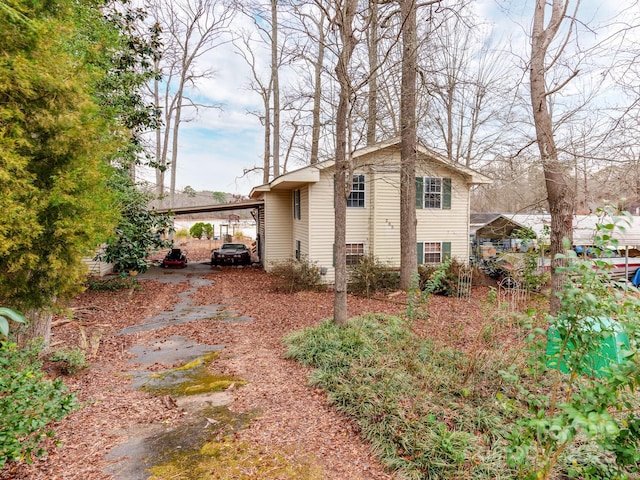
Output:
[48, 347, 88, 375]
[270, 257, 322, 293]
[174, 228, 189, 240]
[418, 258, 465, 296]
[502, 209, 640, 479]
[347, 254, 399, 297]
[0, 341, 77, 467]
[189, 222, 213, 239]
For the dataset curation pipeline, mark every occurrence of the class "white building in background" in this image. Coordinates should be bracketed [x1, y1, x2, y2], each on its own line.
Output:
[173, 218, 257, 240]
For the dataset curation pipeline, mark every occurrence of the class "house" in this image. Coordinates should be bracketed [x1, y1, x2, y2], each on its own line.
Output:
[249, 138, 492, 283]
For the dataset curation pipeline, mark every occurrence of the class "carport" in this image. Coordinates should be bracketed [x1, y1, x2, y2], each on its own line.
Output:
[470, 213, 528, 260]
[154, 200, 265, 264]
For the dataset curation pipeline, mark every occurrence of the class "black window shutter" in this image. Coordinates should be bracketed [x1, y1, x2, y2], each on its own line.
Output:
[417, 242, 424, 265]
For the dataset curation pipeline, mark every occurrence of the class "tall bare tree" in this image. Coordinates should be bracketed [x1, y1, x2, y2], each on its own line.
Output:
[530, 0, 578, 313]
[365, 0, 379, 144]
[270, 0, 281, 177]
[151, 0, 233, 204]
[398, 0, 418, 289]
[332, 0, 358, 326]
[235, 32, 272, 184]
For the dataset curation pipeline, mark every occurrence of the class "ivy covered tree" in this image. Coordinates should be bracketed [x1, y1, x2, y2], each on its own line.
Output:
[100, 171, 172, 273]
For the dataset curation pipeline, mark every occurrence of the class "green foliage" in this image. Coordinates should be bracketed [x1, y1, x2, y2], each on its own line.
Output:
[0, 0, 119, 318]
[86, 275, 140, 292]
[212, 191, 227, 203]
[86, 0, 162, 171]
[502, 208, 640, 479]
[175, 228, 190, 240]
[270, 257, 322, 293]
[347, 254, 399, 297]
[48, 347, 87, 375]
[0, 307, 25, 337]
[0, 341, 77, 467]
[189, 222, 213, 239]
[100, 170, 173, 273]
[417, 257, 459, 296]
[285, 315, 518, 479]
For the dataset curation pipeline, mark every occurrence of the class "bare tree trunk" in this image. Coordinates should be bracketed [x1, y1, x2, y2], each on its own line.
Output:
[399, 0, 418, 289]
[263, 100, 272, 183]
[169, 88, 184, 208]
[310, 9, 326, 164]
[271, 0, 280, 177]
[154, 70, 165, 197]
[530, 0, 575, 314]
[366, 0, 378, 145]
[333, 0, 358, 327]
[17, 308, 53, 347]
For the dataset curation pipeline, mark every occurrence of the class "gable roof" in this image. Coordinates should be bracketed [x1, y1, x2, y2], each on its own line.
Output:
[470, 213, 526, 238]
[250, 138, 492, 198]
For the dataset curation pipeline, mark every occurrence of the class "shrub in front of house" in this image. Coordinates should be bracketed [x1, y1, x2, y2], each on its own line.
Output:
[348, 254, 399, 297]
[270, 257, 322, 293]
[418, 258, 469, 297]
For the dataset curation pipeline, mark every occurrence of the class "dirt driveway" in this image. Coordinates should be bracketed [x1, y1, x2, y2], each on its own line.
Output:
[2, 263, 422, 479]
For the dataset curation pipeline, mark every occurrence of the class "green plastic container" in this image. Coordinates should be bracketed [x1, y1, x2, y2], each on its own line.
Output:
[546, 317, 630, 378]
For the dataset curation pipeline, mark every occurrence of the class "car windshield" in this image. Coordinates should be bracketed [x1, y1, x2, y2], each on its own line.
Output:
[221, 243, 246, 249]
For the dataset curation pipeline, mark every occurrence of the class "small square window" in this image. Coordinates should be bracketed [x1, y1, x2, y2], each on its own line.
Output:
[423, 242, 442, 264]
[346, 243, 365, 266]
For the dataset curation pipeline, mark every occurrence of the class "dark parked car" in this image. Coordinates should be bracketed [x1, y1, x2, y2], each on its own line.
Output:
[211, 243, 251, 266]
[162, 248, 187, 268]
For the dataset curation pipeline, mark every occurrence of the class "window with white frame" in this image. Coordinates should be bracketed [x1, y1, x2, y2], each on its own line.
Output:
[293, 189, 301, 219]
[416, 177, 451, 209]
[424, 178, 442, 208]
[346, 243, 365, 266]
[347, 174, 365, 208]
[417, 241, 452, 264]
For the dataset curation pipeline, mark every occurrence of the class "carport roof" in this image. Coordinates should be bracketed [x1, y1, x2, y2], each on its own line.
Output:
[152, 199, 263, 216]
[470, 213, 526, 239]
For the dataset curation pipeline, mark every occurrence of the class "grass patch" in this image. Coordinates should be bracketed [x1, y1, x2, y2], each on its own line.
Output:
[285, 314, 523, 479]
[285, 313, 639, 478]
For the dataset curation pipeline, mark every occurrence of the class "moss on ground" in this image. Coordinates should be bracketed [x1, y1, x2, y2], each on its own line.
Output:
[147, 438, 324, 480]
[141, 352, 246, 397]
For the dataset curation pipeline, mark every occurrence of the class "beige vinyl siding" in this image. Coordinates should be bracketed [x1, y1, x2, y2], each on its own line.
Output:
[308, 170, 336, 282]
[416, 166, 470, 262]
[258, 141, 478, 282]
[82, 245, 114, 276]
[263, 190, 293, 271]
[345, 170, 370, 244]
[371, 167, 402, 265]
[292, 186, 310, 259]
[82, 258, 114, 276]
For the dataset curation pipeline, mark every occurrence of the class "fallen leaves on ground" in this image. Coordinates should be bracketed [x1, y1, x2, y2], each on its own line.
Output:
[0, 262, 533, 480]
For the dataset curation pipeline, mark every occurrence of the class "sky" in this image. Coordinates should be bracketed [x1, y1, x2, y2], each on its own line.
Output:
[137, 0, 638, 198]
